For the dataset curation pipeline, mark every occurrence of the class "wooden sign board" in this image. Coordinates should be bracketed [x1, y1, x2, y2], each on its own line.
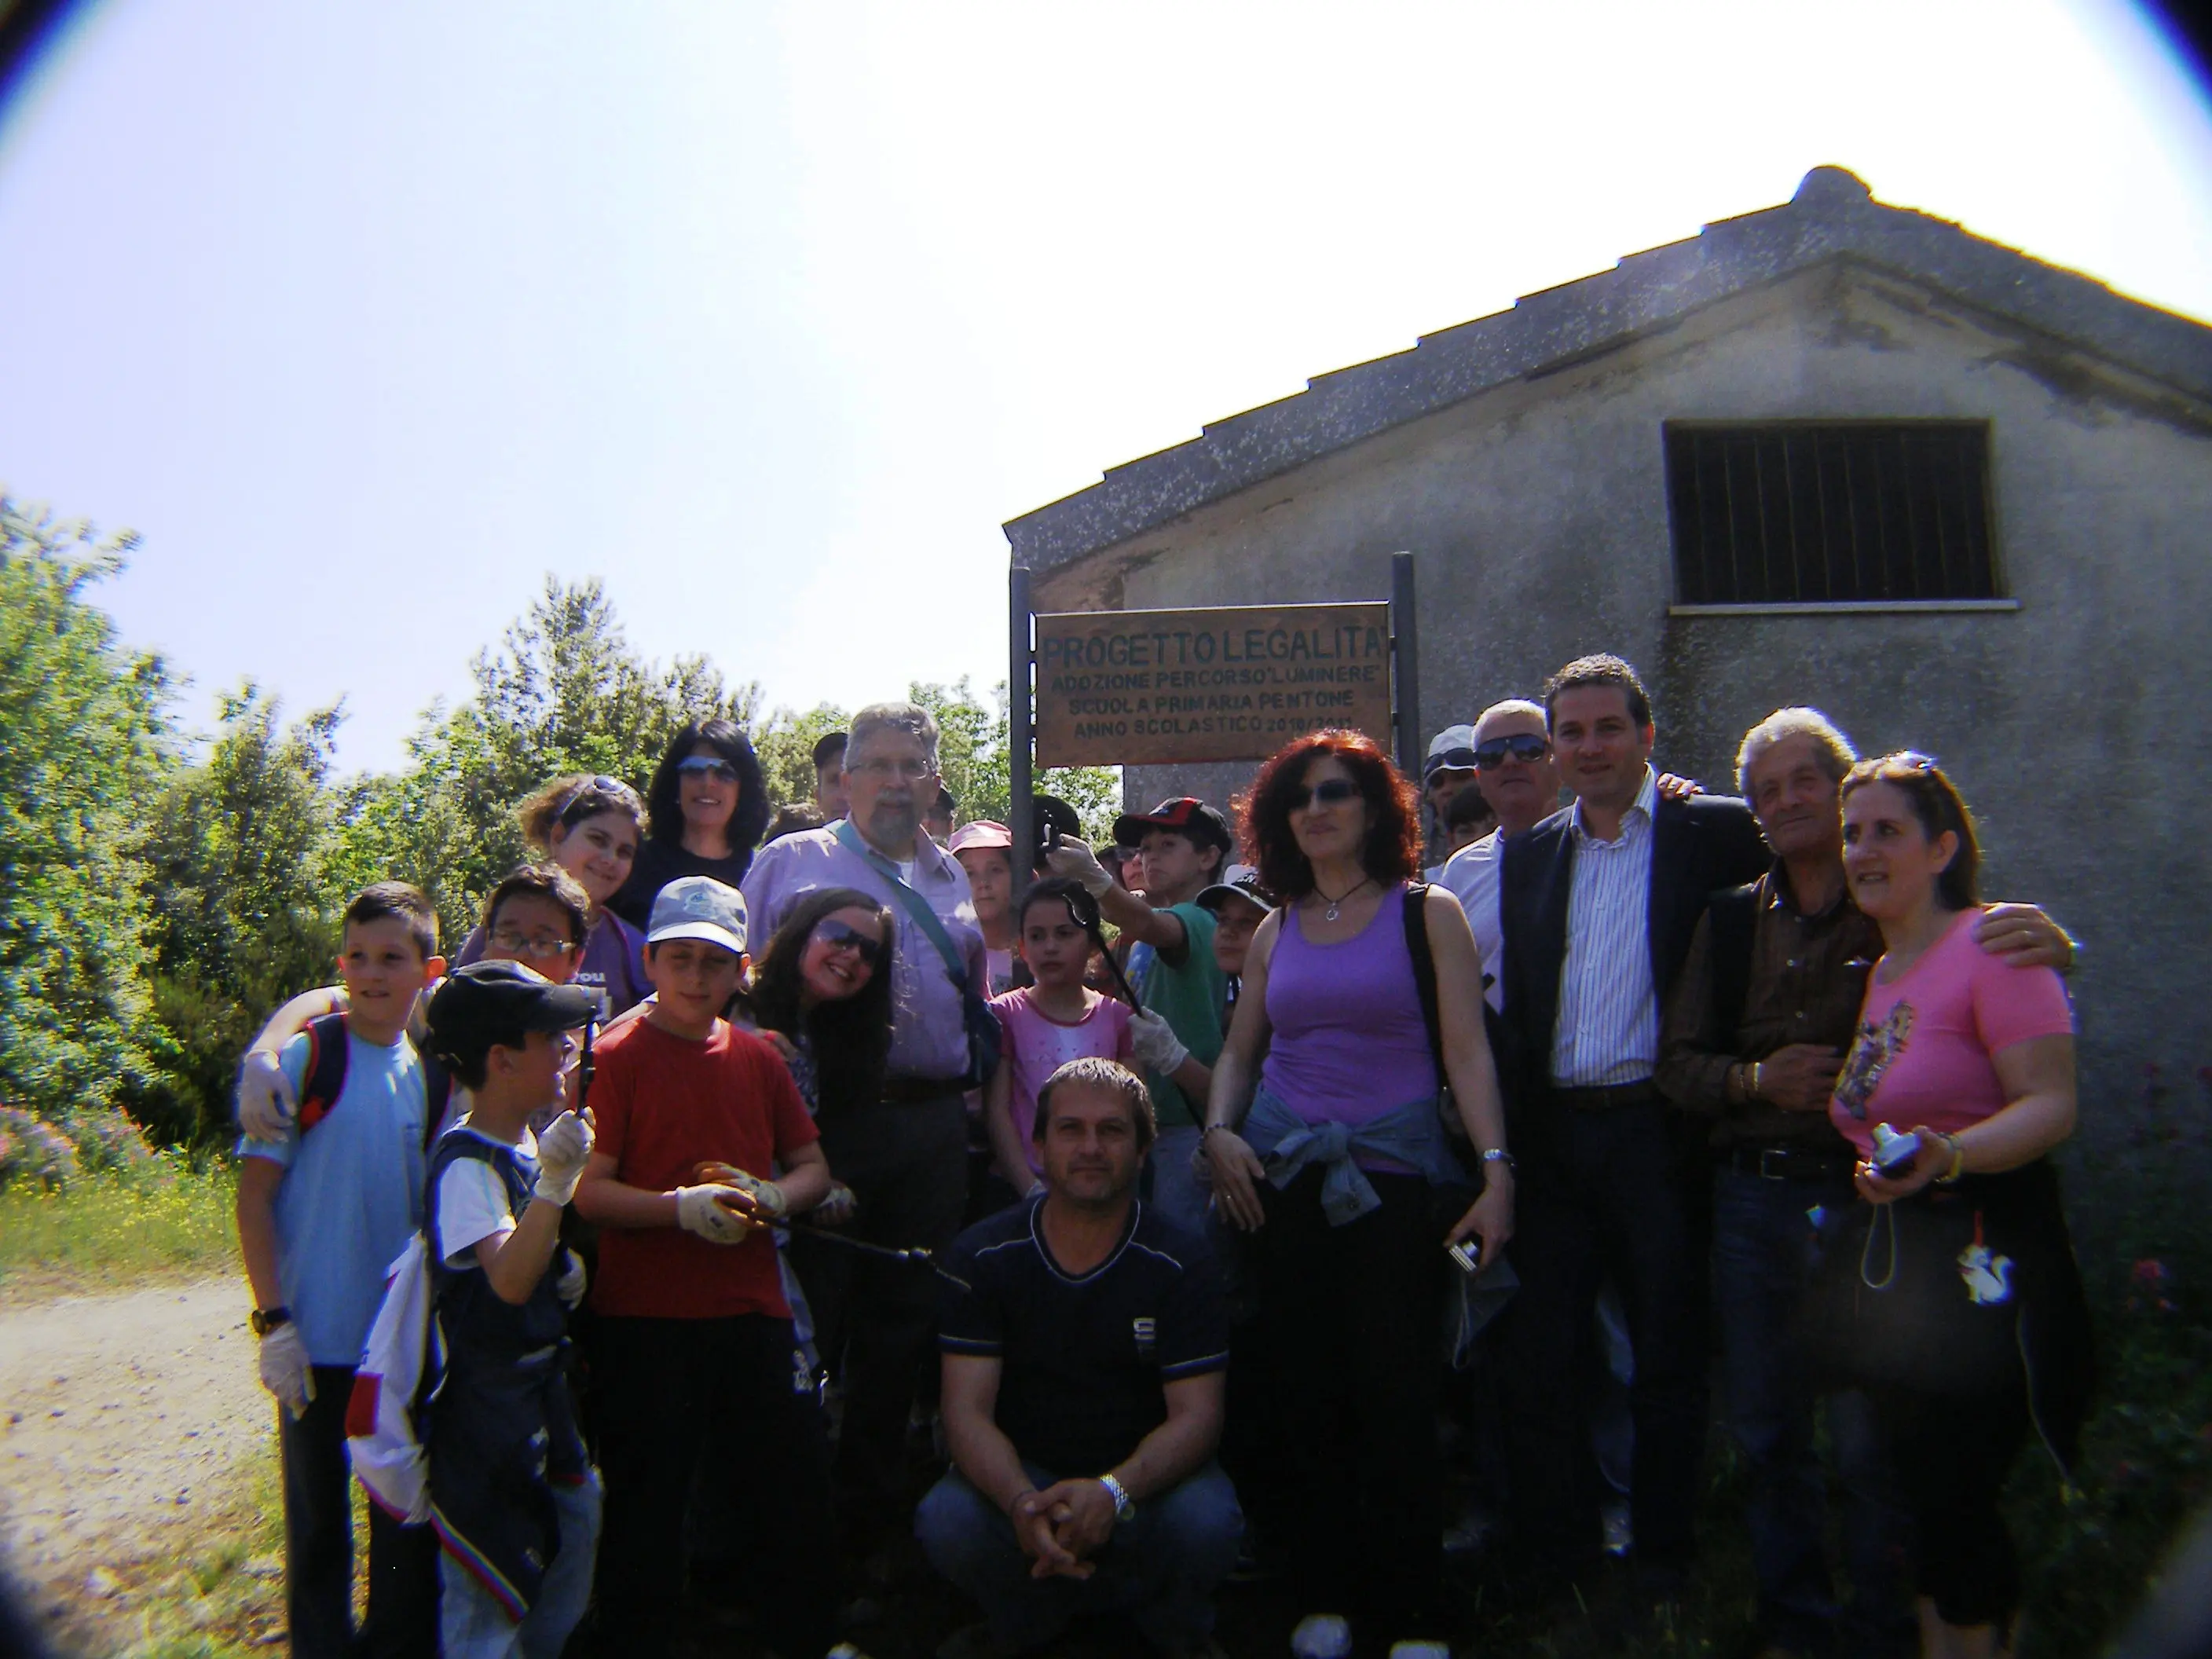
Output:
[1033, 602, 1394, 767]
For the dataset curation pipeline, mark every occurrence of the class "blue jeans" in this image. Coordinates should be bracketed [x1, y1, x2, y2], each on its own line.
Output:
[916, 1459, 1242, 1650]
[439, 1473, 602, 1659]
[1145, 1125, 1210, 1237]
[1712, 1168, 1913, 1656]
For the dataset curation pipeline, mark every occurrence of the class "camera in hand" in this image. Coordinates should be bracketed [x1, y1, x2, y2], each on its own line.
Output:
[1870, 1122, 1922, 1174]
[1031, 793, 1085, 872]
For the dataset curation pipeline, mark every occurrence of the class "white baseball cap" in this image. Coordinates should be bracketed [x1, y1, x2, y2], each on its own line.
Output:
[646, 876, 749, 954]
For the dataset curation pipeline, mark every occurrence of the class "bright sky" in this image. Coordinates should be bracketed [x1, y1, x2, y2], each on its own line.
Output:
[2, 0, 2207, 772]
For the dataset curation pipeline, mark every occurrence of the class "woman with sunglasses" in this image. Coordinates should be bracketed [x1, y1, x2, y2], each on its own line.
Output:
[738, 885, 896, 1121]
[611, 719, 773, 930]
[452, 774, 652, 1016]
[1201, 729, 1513, 1659]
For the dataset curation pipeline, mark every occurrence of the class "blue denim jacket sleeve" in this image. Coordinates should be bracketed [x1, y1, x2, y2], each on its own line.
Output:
[1242, 1086, 1462, 1227]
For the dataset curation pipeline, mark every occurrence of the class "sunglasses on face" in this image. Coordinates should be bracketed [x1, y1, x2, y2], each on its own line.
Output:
[677, 756, 741, 783]
[1474, 734, 1550, 769]
[814, 918, 884, 967]
[489, 927, 581, 958]
[1293, 778, 1361, 811]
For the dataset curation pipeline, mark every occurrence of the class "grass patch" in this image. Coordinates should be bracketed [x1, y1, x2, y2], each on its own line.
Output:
[0, 1154, 238, 1297]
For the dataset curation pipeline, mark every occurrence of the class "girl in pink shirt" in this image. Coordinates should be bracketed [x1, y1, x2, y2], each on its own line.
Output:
[983, 878, 1135, 1194]
[1827, 753, 2086, 1654]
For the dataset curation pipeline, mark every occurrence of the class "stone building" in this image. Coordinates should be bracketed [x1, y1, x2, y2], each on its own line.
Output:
[1003, 166, 2212, 1144]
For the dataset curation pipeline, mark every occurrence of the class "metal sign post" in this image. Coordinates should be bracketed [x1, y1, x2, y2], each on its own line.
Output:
[1390, 551, 1421, 778]
[1009, 564, 1035, 907]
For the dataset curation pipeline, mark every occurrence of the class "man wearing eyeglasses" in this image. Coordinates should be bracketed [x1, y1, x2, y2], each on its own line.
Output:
[742, 701, 991, 1553]
[1419, 723, 1484, 878]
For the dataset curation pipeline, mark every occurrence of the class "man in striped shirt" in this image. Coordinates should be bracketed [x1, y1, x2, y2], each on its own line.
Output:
[1493, 654, 1768, 1610]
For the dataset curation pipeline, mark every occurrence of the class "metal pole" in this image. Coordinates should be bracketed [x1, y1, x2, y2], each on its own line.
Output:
[1009, 564, 1035, 907]
[1390, 551, 1421, 778]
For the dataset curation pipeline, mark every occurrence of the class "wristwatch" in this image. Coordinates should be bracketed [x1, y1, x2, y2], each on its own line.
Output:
[1097, 1471, 1136, 1522]
[1479, 1148, 1515, 1174]
[251, 1305, 291, 1337]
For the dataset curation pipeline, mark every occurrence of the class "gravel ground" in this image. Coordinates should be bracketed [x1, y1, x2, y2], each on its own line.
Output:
[0, 1278, 274, 1632]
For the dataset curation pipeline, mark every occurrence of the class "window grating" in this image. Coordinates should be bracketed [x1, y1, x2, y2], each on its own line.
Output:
[1664, 423, 1998, 604]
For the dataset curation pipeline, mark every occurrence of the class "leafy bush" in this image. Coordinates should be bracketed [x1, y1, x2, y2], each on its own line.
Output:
[0, 1103, 80, 1187]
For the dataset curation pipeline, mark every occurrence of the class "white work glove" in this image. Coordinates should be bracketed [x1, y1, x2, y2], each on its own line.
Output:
[1129, 1009, 1189, 1074]
[236, 1049, 296, 1142]
[676, 1185, 757, 1245]
[1043, 834, 1114, 897]
[555, 1248, 588, 1309]
[257, 1322, 315, 1420]
[815, 1181, 858, 1226]
[532, 1109, 595, 1206]
[720, 1166, 789, 1223]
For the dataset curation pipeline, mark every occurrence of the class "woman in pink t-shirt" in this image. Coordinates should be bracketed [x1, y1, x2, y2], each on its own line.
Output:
[1828, 753, 2087, 1656]
[983, 877, 1136, 1196]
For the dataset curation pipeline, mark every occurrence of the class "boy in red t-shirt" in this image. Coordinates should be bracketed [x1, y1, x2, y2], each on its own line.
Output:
[573, 876, 839, 1659]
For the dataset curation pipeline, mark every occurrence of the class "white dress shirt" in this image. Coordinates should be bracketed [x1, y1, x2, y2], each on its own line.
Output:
[1550, 767, 1660, 1087]
[1441, 830, 1506, 1013]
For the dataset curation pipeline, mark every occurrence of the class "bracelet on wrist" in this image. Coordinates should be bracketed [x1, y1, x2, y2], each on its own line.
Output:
[1934, 1133, 1968, 1185]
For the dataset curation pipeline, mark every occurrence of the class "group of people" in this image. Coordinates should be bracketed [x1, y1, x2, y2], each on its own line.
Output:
[231, 654, 2089, 1659]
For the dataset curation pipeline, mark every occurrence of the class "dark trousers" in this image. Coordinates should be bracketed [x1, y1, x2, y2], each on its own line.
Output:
[280, 1364, 439, 1659]
[1254, 1166, 1444, 1632]
[789, 1092, 969, 1536]
[1878, 1383, 2029, 1631]
[593, 1313, 839, 1659]
[1712, 1169, 1914, 1656]
[1500, 1100, 1707, 1581]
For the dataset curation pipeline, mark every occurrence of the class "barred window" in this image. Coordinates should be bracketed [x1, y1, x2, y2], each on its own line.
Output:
[1664, 423, 1998, 605]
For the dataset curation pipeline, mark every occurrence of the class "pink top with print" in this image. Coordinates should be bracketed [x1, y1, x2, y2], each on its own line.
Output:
[1829, 908, 2074, 1155]
[991, 987, 1137, 1174]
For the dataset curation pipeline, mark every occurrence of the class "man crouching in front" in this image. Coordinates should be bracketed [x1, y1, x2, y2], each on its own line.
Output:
[918, 1057, 1242, 1659]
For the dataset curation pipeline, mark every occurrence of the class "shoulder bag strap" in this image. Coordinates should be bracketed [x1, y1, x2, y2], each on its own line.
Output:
[833, 819, 969, 990]
[1401, 882, 1447, 1085]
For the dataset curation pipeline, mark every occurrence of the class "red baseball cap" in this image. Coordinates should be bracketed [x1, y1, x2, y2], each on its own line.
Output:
[1112, 797, 1233, 855]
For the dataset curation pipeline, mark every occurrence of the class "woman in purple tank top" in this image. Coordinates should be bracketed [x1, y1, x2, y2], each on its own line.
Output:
[1199, 731, 1514, 1654]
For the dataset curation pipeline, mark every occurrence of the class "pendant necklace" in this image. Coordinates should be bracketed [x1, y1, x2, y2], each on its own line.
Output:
[1314, 876, 1372, 923]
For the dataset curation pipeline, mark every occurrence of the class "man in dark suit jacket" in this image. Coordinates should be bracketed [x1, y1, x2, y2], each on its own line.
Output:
[1492, 654, 1768, 1603]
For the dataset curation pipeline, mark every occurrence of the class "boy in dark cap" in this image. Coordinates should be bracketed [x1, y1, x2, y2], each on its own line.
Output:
[421, 960, 602, 1657]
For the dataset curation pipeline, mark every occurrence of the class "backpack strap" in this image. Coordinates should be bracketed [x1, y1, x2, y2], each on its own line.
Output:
[296, 1011, 353, 1133]
[832, 819, 970, 991]
[419, 1051, 453, 1149]
[1706, 882, 1762, 1054]
[1401, 882, 1448, 1089]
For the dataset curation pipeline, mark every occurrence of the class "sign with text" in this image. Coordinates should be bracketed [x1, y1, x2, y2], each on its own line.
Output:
[1033, 602, 1394, 766]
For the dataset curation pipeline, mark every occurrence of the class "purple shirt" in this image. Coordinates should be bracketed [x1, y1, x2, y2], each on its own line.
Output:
[741, 820, 984, 1081]
[1258, 884, 1438, 1130]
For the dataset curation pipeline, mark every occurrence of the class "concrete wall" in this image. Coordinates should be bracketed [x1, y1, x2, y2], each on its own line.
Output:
[1033, 263, 2212, 1146]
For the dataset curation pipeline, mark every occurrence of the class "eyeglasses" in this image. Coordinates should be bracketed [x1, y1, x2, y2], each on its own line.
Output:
[848, 756, 936, 782]
[489, 927, 582, 958]
[558, 775, 641, 826]
[1474, 734, 1550, 769]
[677, 756, 740, 783]
[813, 918, 885, 967]
[1291, 778, 1361, 811]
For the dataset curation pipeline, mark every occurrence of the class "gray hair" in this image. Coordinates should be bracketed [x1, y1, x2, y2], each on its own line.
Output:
[846, 701, 941, 767]
[1735, 707, 1857, 797]
[1474, 698, 1547, 738]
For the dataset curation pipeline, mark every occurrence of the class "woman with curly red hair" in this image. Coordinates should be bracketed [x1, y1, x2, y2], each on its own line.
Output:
[1200, 728, 1514, 1656]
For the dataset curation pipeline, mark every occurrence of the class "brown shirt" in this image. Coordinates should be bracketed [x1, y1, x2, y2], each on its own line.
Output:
[1657, 862, 1881, 1150]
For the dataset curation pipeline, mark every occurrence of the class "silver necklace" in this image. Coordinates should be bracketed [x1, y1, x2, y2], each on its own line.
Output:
[1313, 876, 1372, 922]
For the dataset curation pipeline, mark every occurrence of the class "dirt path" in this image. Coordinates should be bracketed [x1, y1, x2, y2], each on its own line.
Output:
[0, 1279, 272, 1606]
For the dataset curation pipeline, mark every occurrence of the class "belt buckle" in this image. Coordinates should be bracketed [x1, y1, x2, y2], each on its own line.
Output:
[1758, 1148, 1789, 1181]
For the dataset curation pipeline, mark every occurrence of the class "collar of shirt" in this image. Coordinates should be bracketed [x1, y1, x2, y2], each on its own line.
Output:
[1569, 766, 1658, 848]
[1764, 855, 1855, 923]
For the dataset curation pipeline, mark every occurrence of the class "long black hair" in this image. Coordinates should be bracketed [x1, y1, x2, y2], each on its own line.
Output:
[742, 886, 895, 1113]
[643, 718, 771, 857]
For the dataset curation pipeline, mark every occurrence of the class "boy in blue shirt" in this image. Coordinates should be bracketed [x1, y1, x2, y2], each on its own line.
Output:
[236, 881, 446, 1659]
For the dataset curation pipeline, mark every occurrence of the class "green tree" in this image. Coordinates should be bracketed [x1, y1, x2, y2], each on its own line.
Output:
[907, 678, 1120, 841]
[0, 500, 175, 1119]
[755, 701, 850, 809]
[328, 576, 764, 945]
[134, 687, 345, 1143]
